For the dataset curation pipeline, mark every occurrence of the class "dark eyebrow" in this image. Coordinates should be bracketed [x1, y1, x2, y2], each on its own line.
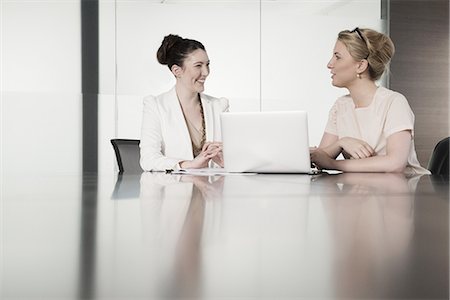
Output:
[193, 60, 210, 64]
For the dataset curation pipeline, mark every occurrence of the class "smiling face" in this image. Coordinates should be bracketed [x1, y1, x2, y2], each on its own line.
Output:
[174, 49, 210, 94]
[327, 40, 361, 88]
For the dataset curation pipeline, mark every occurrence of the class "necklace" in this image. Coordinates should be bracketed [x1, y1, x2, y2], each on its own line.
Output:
[191, 98, 206, 157]
[181, 95, 206, 157]
[199, 99, 206, 147]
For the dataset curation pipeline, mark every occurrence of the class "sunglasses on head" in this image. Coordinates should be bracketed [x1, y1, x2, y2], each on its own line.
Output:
[350, 27, 369, 59]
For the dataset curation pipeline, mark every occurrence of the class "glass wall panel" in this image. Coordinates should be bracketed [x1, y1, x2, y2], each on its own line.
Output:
[99, 0, 261, 173]
[100, 0, 384, 172]
[261, 0, 384, 145]
[1, 1, 82, 175]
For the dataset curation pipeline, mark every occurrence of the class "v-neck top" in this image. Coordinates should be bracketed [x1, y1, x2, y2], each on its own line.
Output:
[184, 114, 205, 157]
[324, 86, 430, 175]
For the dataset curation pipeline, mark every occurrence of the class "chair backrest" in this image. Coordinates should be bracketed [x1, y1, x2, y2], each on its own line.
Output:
[427, 137, 449, 176]
[110, 139, 142, 174]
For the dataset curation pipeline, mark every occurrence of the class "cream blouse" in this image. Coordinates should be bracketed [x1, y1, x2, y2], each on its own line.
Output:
[324, 86, 430, 175]
[184, 116, 205, 158]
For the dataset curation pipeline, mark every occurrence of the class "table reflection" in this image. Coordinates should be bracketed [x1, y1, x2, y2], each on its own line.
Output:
[315, 173, 422, 299]
[139, 173, 224, 299]
[135, 172, 448, 300]
[2, 172, 447, 299]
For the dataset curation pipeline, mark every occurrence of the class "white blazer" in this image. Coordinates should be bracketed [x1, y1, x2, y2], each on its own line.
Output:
[140, 87, 229, 171]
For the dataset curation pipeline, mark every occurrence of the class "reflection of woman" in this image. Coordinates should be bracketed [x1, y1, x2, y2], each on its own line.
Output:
[318, 172, 422, 298]
[139, 173, 224, 299]
[140, 34, 229, 171]
[311, 28, 429, 174]
[316, 172, 422, 194]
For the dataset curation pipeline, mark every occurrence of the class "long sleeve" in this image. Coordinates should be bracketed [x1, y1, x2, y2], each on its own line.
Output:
[139, 96, 183, 171]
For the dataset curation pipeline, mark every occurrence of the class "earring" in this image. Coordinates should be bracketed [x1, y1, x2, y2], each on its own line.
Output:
[357, 73, 361, 79]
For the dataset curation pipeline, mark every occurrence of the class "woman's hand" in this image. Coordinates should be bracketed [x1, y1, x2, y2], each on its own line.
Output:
[203, 142, 224, 167]
[311, 148, 337, 170]
[339, 137, 375, 159]
[179, 142, 223, 169]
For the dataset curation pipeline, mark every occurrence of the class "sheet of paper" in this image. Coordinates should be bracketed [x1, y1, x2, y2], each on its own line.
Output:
[323, 169, 344, 175]
[171, 168, 256, 176]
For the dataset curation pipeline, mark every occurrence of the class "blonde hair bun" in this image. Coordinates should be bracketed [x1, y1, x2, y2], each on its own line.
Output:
[338, 28, 395, 80]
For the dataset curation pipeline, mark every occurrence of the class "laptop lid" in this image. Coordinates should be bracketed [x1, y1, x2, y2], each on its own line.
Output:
[220, 111, 311, 173]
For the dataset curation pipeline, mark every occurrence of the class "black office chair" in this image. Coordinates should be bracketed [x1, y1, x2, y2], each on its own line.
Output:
[427, 137, 449, 176]
[110, 139, 143, 174]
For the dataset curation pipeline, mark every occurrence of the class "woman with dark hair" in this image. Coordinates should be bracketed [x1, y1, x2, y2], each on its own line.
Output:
[311, 28, 429, 174]
[140, 34, 229, 171]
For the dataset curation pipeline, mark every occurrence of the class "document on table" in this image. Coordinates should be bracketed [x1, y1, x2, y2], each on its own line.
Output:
[170, 168, 341, 176]
[171, 168, 257, 176]
[323, 169, 343, 175]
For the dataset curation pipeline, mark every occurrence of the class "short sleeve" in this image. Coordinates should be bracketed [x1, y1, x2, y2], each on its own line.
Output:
[324, 102, 338, 135]
[384, 94, 415, 138]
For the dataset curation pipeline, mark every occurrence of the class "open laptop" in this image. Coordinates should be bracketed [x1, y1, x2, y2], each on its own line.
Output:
[220, 111, 314, 173]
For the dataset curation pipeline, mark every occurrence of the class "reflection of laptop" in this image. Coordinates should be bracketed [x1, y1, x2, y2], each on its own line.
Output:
[220, 111, 312, 173]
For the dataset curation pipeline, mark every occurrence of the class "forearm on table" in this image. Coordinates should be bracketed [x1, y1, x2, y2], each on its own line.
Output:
[317, 132, 343, 159]
[319, 140, 343, 159]
[332, 154, 407, 173]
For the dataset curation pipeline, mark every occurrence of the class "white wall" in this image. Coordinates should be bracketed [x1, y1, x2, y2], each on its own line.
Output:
[99, 1, 261, 173]
[260, 2, 383, 145]
[100, 0, 383, 173]
[1, 1, 385, 174]
[1, 1, 82, 175]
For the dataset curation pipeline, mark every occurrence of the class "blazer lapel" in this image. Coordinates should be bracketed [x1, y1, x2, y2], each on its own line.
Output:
[201, 94, 214, 142]
[165, 87, 194, 159]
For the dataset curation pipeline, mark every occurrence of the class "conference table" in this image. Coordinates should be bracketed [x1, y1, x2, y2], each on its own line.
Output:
[2, 171, 448, 299]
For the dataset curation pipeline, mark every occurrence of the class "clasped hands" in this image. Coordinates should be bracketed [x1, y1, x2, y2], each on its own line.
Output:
[180, 141, 224, 169]
[310, 137, 375, 170]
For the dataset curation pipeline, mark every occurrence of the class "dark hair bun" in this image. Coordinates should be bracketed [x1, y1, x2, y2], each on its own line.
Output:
[157, 34, 182, 65]
[156, 34, 206, 70]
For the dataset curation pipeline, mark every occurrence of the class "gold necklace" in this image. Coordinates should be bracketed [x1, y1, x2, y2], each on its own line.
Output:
[199, 97, 206, 149]
[188, 96, 206, 157]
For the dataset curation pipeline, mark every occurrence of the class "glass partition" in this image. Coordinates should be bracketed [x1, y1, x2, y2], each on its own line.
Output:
[99, 0, 384, 172]
[261, 0, 384, 145]
[99, 0, 261, 173]
[1, 1, 82, 175]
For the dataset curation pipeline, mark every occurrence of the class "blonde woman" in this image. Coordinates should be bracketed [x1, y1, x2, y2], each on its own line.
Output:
[311, 28, 429, 174]
[140, 34, 229, 171]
